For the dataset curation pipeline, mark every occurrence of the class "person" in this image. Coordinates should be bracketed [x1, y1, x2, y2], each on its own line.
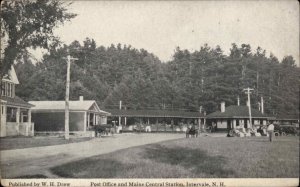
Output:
[267, 122, 275, 142]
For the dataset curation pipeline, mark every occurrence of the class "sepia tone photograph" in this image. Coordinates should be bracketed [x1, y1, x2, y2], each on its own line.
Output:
[0, 0, 299, 186]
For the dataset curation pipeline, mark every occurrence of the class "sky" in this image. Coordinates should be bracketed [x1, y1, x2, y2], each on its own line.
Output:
[36, 0, 299, 64]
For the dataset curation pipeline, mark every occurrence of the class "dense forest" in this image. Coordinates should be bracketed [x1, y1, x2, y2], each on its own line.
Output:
[15, 38, 300, 118]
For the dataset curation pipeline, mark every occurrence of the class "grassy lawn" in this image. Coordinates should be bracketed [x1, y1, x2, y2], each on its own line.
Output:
[0, 136, 92, 150]
[50, 136, 299, 178]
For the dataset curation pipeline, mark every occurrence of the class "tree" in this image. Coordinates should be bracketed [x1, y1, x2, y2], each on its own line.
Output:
[282, 55, 296, 67]
[0, 0, 76, 126]
[0, 0, 76, 78]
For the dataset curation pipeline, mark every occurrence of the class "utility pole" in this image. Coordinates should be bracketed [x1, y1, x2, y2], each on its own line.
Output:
[64, 52, 78, 140]
[243, 88, 254, 129]
[119, 100, 122, 126]
[199, 106, 202, 134]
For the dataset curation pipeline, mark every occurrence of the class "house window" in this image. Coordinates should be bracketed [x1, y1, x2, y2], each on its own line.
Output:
[7, 107, 16, 122]
[8, 83, 11, 97]
[5, 82, 8, 96]
[1, 82, 5, 96]
[1, 81, 14, 97]
[12, 84, 15, 97]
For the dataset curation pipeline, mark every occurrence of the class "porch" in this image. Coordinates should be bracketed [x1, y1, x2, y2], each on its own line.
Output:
[1, 104, 34, 137]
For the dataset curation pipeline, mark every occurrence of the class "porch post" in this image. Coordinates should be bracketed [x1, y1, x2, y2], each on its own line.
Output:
[0, 105, 7, 137]
[27, 109, 32, 136]
[95, 114, 98, 125]
[87, 113, 90, 128]
[93, 113, 96, 125]
[83, 112, 87, 132]
[16, 107, 20, 135]
[124, 117, 127, 126]
[233, 119, 236, 129]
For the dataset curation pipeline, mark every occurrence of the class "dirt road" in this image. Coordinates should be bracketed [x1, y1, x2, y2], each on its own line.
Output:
[1, 133, 183, 178]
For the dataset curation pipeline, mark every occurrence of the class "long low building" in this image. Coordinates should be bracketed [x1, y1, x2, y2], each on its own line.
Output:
[104, 109, 206, 127]
[29, 96, 110, 136]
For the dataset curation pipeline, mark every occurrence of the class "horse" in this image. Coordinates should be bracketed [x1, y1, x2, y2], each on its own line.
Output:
[94, 125, 112, 137]
[186, 126, 198, 138]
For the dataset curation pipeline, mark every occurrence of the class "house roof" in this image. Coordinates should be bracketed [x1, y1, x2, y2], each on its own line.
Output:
[29, 100, 110, 115]
[206, 105, 271, 119]
[1, 96, 34, 108]
[2, 66, 19, 84]
[104, 109, 204, 118]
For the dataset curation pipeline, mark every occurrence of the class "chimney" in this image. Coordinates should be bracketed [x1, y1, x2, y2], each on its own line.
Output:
[237, 96, 240, 106]
[261, 96, 264, 114]
[221, 102, 225, 113]
[79, 96, 84, 101]
[199, 106, 202, 113]
[119, 100, 122, 110]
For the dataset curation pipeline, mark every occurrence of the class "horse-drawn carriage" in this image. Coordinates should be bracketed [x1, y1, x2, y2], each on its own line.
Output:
[186, 125, 199, 138]
[93, 124, 114, 137]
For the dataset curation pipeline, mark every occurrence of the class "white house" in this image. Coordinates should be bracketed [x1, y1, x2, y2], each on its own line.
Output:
[0, 66, 34, 137]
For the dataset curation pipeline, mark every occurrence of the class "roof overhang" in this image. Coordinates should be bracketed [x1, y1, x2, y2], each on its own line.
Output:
[31, 109, 110, 116]
[207, 116, 272, 119]
[109, 114, 204, 118]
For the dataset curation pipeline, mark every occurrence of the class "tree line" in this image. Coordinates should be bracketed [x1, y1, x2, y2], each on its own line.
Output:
[1, 0, 298, 119]
[15, 39, 300, 119]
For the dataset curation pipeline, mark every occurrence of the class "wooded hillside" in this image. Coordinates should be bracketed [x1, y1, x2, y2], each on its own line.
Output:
[15, 38, 300, 118]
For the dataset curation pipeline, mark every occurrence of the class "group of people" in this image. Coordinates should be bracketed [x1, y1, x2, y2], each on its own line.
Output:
[227, 122, 275, 141]
[248, 122, 275, 141]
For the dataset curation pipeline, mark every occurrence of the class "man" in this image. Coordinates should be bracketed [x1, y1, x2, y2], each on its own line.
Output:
[267, 122, 275, 142]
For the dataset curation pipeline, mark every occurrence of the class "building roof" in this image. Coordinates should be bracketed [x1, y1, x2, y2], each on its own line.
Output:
[1, 96, 34, 108]
[206, 105, 271, 119]
[274, 114, 299, 121]
[29, 100, 110, 115]
[2, 66, 19, 84]
[105, 109, 204, 118]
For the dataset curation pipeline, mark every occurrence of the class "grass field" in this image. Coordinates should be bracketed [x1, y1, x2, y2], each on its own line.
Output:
[51, 136, 299, 178]
[0, 136, 92, 150]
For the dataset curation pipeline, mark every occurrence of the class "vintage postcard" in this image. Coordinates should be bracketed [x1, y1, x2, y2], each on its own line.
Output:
[0, 0, 299, 187]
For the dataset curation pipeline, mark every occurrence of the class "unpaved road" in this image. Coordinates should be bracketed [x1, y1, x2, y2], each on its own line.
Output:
[1, 133, 183, 178]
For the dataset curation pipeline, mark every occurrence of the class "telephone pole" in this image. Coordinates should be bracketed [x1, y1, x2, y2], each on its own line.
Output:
[243, 88, 254, 129]
[64, 52, 78, 140]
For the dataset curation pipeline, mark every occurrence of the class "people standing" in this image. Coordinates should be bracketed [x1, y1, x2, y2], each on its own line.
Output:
[267, 122, 275, 142]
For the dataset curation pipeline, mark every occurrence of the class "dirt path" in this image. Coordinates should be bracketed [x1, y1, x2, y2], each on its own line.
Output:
[1, 133, 183, 178]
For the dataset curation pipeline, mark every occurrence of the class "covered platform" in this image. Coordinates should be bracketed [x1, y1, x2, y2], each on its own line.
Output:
[105, 109, 206, 132]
